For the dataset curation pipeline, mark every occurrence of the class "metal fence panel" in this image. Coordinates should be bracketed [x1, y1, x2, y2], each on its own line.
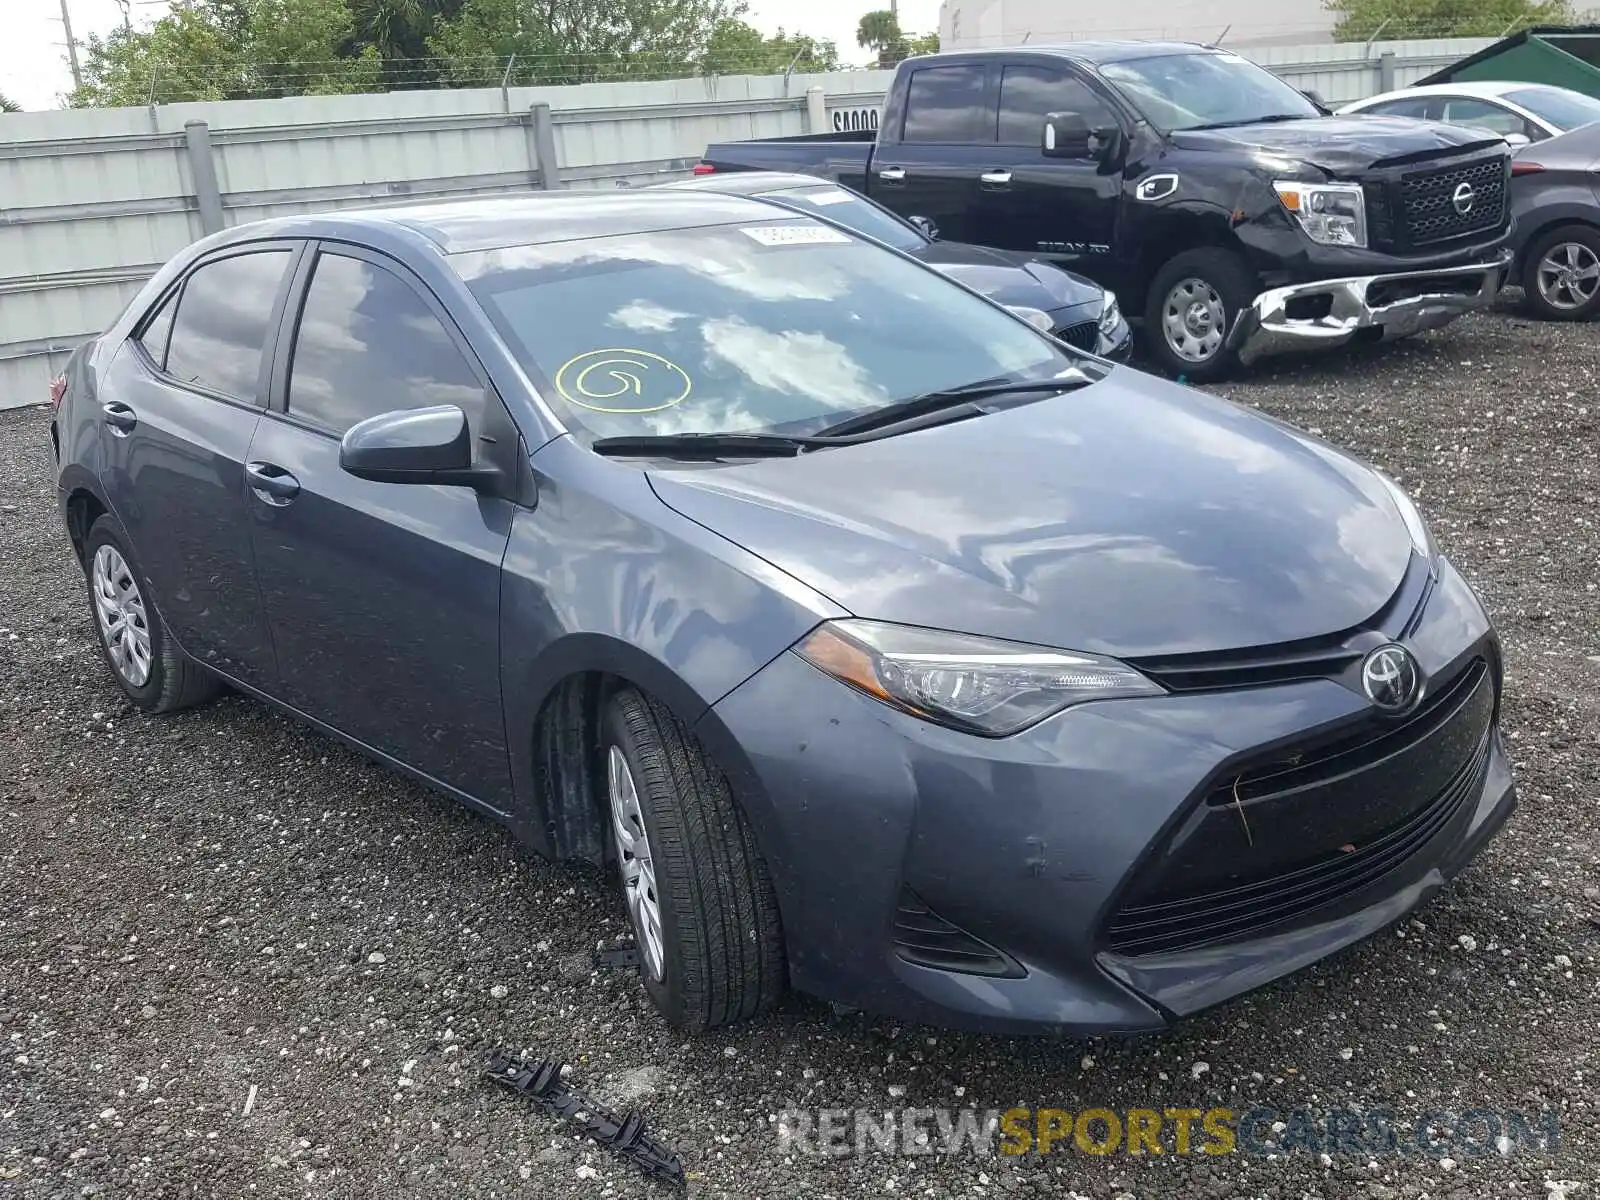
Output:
[0, 43, 1495, 408]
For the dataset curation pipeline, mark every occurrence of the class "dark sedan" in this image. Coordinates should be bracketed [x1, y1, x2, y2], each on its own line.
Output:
[1510, 121, 1600, 319]
[51, 192, 1513, 1036]
[657, 170, 1133, 360]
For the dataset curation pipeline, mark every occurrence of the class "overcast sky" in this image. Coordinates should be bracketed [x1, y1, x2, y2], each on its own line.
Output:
[1, 0, 942, 111]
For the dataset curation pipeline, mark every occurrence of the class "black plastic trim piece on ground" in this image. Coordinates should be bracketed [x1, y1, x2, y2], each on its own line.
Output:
[481, 1050, 686, 1190]
[593, 942, 641, 970]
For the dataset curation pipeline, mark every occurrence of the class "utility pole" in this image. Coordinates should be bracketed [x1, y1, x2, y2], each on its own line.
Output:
[116, 0, 134, 34]
[58, 0, 83, 91]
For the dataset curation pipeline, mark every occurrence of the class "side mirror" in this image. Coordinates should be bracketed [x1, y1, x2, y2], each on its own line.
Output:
[1504, 131, 1531, 148]
[908, 214, 940, 240]
[339, 404, 499, 489]
[1301, 88, 1330, 113]
[1042, 111, 1092, 159]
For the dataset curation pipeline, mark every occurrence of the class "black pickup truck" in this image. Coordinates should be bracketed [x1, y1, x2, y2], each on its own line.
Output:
[697, 42, 1517, 379]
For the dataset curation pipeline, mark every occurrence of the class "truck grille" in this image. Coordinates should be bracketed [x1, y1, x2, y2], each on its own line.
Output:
[1398, 156, 1506, 247]
[1055, 320, 1098, 351]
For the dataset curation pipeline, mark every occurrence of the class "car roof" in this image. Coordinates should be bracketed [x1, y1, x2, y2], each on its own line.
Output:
[194, 190, 803, 256]
[1348, 81, 1566, 105]
[955, 40, 1221, 65]
[653, 171, 842, 197]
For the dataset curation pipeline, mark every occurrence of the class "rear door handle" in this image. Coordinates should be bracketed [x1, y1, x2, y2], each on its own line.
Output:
[101, 401, 137, 435]
[979, 169, 1012, 187]
[245, 461, 300, 505]
[878, 166, 906, 183]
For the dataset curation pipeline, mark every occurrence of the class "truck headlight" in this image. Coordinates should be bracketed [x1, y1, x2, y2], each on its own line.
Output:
[1273, 181, 1367, 248]
[1098, 291, 1124, 336]
[796, 620, 1163, 736]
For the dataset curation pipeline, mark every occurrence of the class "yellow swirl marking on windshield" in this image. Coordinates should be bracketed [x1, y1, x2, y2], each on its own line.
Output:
[554, 349, 693, 414]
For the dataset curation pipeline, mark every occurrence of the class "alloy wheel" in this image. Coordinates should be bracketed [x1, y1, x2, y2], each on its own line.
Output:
[1535, 241, 1600, 311]
[91, 544, 152, 688]
[606, 745, 666, 981]
[1162, 277, 1227, 362]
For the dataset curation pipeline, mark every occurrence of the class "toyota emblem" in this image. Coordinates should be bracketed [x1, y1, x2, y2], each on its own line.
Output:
[1361, 644, 1422, 713]
[1452, 182, 1476, 215]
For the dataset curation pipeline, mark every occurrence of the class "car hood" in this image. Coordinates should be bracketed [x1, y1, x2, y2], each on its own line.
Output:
[648, 369, 1414, 660]
[913, 241, 1105, 311]
[1170, 115, 1506, 177]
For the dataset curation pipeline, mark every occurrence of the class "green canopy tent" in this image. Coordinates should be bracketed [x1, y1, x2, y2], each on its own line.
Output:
[1417, 26, 1600, 99]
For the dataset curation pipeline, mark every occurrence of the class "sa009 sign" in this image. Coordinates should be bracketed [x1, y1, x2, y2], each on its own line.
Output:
[829, 106, 881, 132]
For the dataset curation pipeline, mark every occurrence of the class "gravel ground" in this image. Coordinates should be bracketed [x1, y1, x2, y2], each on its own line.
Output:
[2, 308, 1599, 1199]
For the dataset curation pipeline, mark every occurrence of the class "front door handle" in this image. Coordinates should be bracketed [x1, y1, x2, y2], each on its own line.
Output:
[979, 169, 1012, 186]
[245, 461, 301, 505]
[102, 401, 137, 435]
[878, 166, 906, 183]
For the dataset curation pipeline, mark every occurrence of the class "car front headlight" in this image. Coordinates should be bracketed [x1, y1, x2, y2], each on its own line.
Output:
[1098, 290, 1123, 336]
[795, 620, 1164, 736]
[1377, 471, 1436, 565]
[1273, 180, 1368, 248]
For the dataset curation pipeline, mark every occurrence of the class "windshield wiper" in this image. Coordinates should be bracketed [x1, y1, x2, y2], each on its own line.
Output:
[1185, 113, 1310, 131]
[589, 432, 841, 459]
[813, 375, 1093, 439]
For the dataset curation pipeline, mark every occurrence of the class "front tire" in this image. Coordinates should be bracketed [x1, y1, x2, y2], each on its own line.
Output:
[1143, 248, 1260, 382]
[82, 514, 221, 714]
[601, 688, 785, 1032]
[1520, 223, 1600, 321]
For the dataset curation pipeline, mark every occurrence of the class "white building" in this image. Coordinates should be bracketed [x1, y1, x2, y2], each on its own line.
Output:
[938, 0, 1337, 50]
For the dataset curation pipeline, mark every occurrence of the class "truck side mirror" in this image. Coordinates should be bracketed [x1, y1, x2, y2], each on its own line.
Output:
[1043, 111, 1092, 159]
[908, 214, 941, 240]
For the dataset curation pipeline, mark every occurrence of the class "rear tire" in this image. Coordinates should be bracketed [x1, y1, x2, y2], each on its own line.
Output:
[1143, 248, 1260, 382]
[82, 514, 221, 714]
[601, 688, 785, 1032]
[1520, 223, 1600, 321]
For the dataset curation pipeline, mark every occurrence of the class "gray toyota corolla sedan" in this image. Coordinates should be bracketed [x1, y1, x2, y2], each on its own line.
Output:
[50, 191, 1515, 1036]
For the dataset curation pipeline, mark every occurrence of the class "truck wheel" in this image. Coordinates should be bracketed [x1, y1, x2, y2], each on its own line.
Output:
[601, 687, 786, 1032]
[1144, 248, 1260, 382]
[1520, 223, 1600, 321]
[82, 514, 221, 714]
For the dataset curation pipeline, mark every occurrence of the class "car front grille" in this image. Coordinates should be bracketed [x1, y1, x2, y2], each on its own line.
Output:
[1104, 657, 1494, 958]
[1398, 155, 1507, 247]
[1055, 320, 1098, 351]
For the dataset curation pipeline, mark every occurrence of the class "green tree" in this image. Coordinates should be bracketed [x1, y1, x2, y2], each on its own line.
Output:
[856, 9, 908, 69]
[0, 94, 20, 112]
[702, 18, 839, 75]
[1325, 0, 1573, 41]
[428, 0, 744, 86]
[72, 0, 380, 106]
[906, 31, 939, 56]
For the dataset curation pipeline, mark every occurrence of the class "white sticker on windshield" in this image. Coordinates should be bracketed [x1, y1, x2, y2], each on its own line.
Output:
[741, 224, 853, 246]
[805, 189, 856, 206]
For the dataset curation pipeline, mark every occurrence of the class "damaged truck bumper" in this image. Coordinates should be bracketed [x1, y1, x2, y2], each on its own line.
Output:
[1228, 249, 1514, 366]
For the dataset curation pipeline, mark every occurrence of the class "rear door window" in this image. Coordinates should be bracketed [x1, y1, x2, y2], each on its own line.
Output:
[286, 251, 484, 436]
[164, 250, 293, 405]
[1438, 97, 1533, 138]
[1364, 97, 1432, 119]
[903, 64, 992, 144]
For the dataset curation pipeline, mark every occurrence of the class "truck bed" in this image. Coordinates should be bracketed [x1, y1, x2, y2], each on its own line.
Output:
[699, 131, 875, 193]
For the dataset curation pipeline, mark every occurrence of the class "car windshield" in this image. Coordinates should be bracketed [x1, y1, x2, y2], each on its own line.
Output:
[1505, 86, 1600, 131]
[764, 185, 927, 253]
[454, 220, 1072, 441]
[1099, 51, 1321, 133]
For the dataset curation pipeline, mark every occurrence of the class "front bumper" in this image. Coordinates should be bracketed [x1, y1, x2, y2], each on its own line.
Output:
[702, 556, 1515, 1035]
[1228, 249, 1514, 366]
